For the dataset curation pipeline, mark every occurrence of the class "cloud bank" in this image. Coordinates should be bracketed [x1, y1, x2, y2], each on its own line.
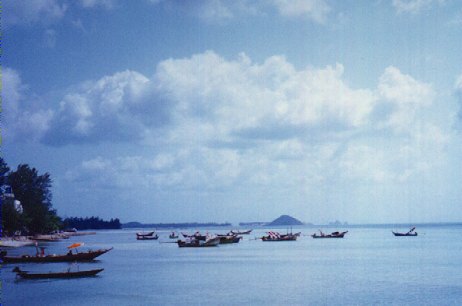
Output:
[4, 51, 450, 191]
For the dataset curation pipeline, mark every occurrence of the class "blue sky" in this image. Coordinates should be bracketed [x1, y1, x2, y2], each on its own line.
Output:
[3, 0, 462, 224]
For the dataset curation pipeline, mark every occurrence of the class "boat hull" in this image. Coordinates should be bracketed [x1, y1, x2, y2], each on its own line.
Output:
[14, 267, 104, 279]
[392, 232, 418, 236]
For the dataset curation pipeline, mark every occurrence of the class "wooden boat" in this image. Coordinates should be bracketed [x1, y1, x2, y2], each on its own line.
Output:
[230, 229, 252, 235]
[136, 231, 158, 240]
[177, 237, 220, 248]
[169, 232, 179, 239]
[392, 227, 417, 236]
[1, 247, 113, 263]
[311, 231, 348, 238]
[136, 234, 158, 240]
[13, 267, 104, 279]
[218, 235, 242, 244]
[261, 231, 298, 241]
[181, 232, 207, 241]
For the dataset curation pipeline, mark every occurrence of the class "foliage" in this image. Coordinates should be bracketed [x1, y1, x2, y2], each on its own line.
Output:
[63, 216, 121, 230]
[1, 158, 62, 234]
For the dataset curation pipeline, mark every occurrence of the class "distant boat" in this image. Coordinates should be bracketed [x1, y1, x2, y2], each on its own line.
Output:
[136, 231, 158, 240]
[177, 237, 220, 248]
[230, 229, 252, 235]
[260, 231, 298, 241]
[392, 227, 417, 237]
[311, 230, 348, 239]
[1, 247, 113, 263]
[13, 266, 104, 279]
[169, 232, 179, 239]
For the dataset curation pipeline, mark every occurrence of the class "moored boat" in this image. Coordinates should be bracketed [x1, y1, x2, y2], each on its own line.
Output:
[177, 237, 220, 248]
[392, 227, 417, 236]
[136, 231, 158, 240]
[1, 247, 113, 263]
[13, 267, 104, 279]
[218, 235, 242, 244]
[311, 230, 348, 238]
[230, 229, 252, 235]
[261, 231, 298, 241]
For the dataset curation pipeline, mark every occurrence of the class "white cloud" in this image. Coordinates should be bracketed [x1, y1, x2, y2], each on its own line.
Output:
[272, 0, 330, 23]
[9, 51, 449, 185]
[2, 68, 54, 142]
[80, 0, 116, 9]
[377, 66, 435, 132]
[392, 0, 444, 14]
[3, 0, 67, 26]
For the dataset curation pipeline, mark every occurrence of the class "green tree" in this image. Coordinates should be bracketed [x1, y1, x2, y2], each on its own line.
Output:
[8, 164, 61, 234]
[0, 158, 23, 235]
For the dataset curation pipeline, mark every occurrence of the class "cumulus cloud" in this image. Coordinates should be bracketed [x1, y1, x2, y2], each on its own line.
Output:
[42, 70, 171, 145]
[9, 51, 447, 185]
[376, 66, 434, 132]
[2, 68, 54, 142]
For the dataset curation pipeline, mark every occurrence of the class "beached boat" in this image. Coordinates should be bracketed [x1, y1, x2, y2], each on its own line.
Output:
[1, 247, 113, 263]
[392, 227, 417, 236]
[177, 237, 220, 248]
[261, 231, 298, 241]
[311, 231, 348, 238]
[13, 267, 104, 279]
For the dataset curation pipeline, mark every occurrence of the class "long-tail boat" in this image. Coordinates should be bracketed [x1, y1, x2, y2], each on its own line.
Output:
[13, 267, 104, 279]
[261, 231, 298, 241]
[311, 230, 348, 238]
[177, 237, 220, 247]
[1, 247, 113, 263]
[136, 231, 158, 240]
[392, 227, 418, 236]
[230, 229, 252, 235]
[218, 235, 242, 244]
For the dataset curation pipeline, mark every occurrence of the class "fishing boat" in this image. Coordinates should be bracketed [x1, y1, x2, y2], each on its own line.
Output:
[13, 267, 104, 279]
[261, 231, 298, 241]
[177, 237, 220, 248]
[1, 245, 113, 263]
[136, 231, 158, 240]
[218, 235, 242, 244]
[169, 232, 179, 239]
[181, 232, 207, 241]
[392, 227, 418, 236]
[311, 230, 348, 238]
[230, 229, 252, 235]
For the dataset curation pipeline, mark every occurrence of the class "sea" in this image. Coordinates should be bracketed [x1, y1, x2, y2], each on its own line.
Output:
[2, 225, 462, 306]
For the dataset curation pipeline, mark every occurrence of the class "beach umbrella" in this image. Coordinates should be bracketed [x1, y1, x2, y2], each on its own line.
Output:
[67, 242, 84, 249]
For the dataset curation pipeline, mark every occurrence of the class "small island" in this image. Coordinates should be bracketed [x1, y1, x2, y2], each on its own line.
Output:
[267, 215, 304, 226]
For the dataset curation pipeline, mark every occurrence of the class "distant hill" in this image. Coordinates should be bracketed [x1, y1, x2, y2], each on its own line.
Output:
[267, 215, 304, 226]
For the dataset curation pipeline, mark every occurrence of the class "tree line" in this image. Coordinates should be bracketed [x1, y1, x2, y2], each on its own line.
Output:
[1, 158, 120, 235]
[63, 217, 121, 230]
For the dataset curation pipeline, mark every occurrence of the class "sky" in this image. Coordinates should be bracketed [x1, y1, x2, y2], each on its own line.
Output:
[3, 0, 462, 225]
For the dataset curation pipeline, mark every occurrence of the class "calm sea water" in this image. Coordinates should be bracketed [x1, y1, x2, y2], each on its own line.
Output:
[2, 225, 462, 306]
